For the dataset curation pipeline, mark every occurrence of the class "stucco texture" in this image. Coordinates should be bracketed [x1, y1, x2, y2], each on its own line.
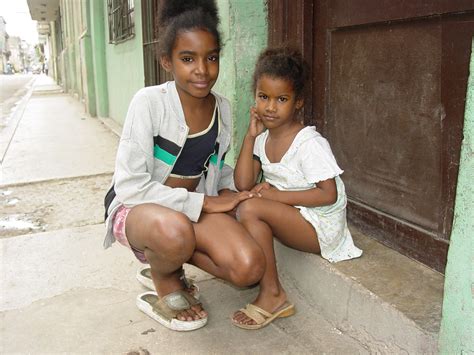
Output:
[439, 38, 474, 354]
[214, 0, 268, 165]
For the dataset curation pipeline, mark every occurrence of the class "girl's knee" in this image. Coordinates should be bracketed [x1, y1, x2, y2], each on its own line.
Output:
[148, 211, 195, 256]
[236, 198, 264, 222]
[229, 246, 265, 287]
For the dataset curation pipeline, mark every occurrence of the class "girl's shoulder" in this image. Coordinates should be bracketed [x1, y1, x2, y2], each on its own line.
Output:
[290, 126, 336, 157]
[255, 129, 269, 145]
[211, 90, 232, 126]
[129, 82, 171, 108]
[211, 89, 230, 102]
[295, 126, 329, 148]
[134, 81, 173, 99]
[211, 90, 231, 111]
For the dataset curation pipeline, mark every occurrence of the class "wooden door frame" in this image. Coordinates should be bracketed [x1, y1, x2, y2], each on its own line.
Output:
[267, 0, 474, 272]
[267, 0, 315, 125]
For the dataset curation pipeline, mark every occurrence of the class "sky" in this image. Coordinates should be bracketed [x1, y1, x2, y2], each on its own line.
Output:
[0, 0, 39, 45]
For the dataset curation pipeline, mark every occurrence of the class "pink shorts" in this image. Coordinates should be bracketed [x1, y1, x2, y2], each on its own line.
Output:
[112, 205, 148, 263]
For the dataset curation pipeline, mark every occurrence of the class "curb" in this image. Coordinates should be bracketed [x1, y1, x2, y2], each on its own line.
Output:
[97, 116, 122, 137]
[0, 77, 37, 163]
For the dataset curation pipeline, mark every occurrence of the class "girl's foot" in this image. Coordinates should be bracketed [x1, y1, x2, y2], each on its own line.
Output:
[231, 301, 295, 330]
[137, 291, 208, 331]
[138, 268, 206, 321]
[137, 267, 200, 299]
[232, 291, 289, 326]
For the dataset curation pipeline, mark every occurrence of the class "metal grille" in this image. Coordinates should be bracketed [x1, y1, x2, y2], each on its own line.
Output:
[142, 0, 173, 86]
[108, 0, 135, 44]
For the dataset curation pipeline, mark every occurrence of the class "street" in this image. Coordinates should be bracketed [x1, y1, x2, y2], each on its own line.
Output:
[0, 73, 35, 127]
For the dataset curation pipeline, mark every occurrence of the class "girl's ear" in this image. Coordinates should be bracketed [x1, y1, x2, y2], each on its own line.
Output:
[296, 99, 304, 110]
[160, 56, 172, 72]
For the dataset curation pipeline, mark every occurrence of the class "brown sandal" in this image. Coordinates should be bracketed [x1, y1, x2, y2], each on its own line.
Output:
[232, 302, 295, 330]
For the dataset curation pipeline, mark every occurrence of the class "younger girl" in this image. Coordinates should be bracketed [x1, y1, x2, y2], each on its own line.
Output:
[232, 47, 362, 329]
[103, 0, 264, 331]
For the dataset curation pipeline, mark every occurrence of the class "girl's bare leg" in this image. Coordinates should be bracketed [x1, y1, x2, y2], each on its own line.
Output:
[232, 198, 320, 325]
[125, 203, 206, 321]
[190, 212, 266, 288]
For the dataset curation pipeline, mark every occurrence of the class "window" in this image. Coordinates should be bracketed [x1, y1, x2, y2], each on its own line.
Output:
[107, 0, 135, 43]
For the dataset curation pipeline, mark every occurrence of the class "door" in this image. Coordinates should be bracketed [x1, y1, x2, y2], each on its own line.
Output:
[268, 0, 474, 272]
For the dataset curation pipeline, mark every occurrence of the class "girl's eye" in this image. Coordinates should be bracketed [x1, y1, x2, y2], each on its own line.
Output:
[208, 55, 219, 62]
[278, 97, 288, 102]
[258, 94, 268, 100]
[181, 57, 193, 62]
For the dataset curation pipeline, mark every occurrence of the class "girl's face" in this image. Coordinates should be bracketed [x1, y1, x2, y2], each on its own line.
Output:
[161, 29, 219, 101]
[255, 75, 303, 129]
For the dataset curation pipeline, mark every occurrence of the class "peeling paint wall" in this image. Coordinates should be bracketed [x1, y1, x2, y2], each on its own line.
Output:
[214, 0, 268, 165]
[439, 38, 474, 354]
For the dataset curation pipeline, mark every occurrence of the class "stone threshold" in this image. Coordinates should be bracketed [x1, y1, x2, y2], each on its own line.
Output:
[276, 224, 443, 353]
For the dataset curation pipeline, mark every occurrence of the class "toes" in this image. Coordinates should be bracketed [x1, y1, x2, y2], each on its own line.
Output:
[191, 304, 207, 318]
[232, 311, 256, 325]
[176, 304, 207, 321]
[176, 309, 193, 321]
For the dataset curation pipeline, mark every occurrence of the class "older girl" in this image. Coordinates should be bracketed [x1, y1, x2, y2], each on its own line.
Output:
[104, 0, 264, 331]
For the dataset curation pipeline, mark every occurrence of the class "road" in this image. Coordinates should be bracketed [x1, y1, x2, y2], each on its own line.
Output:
[0, 74, 36, 127]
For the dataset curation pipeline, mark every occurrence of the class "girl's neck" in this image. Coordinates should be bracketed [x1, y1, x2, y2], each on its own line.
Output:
[268, 121, 304, 140]
[177, 88, 215, 112]
[177, 88, 216, 132]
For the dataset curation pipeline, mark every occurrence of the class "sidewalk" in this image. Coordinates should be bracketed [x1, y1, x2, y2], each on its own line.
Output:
[1, 75, 118, 185]
[0, 76, 366, 354]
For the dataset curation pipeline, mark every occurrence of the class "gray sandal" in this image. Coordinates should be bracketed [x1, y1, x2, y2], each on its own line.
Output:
[136, 291, 207, 331]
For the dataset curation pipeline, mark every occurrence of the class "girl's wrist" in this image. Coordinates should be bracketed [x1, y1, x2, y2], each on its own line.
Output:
[203, 195, 210, 211]
[244, 133, 257, 141]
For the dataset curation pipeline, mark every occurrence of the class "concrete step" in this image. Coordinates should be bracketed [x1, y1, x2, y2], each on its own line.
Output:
[275, 225, 444, 353]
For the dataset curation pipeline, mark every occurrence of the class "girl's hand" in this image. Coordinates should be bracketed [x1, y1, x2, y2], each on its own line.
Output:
[247, 106, 265, 138]
[203, 191, 254, 213]
[259, 186, 279, 201]
[252, 183, 281, 202]
[250, 182, 272, 196]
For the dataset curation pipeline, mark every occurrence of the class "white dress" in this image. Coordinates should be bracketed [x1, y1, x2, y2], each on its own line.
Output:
[253, 126, 363, 262]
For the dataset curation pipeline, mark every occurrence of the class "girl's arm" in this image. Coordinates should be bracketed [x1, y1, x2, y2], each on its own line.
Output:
[234, 107, 264, 191]
[258, 178, 337, 207]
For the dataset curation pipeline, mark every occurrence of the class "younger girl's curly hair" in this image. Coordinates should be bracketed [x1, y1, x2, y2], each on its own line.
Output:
[157, 0, 221, 58]
[252, 47, 308, 99]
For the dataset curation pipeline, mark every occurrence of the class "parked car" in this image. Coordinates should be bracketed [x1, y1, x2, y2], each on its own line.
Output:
[31, 64, 41, 74]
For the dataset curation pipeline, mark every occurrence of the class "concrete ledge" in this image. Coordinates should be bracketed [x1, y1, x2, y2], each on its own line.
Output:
[32, 87, 64, 95]
[275, 225, 443, 354]
[98, 116, 122, 137]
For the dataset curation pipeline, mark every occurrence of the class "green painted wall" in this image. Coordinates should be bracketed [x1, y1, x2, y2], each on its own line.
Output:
[214, 0, 268, 165]
[104, 1, 145, 125]
[49, 21, 58, 82]
[82, 0, 96, 117]
[89, 0, 109, 118]
[59, 0, 84, 101]
[439, 39, 474, 354]
[61, 0, 75, 94]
